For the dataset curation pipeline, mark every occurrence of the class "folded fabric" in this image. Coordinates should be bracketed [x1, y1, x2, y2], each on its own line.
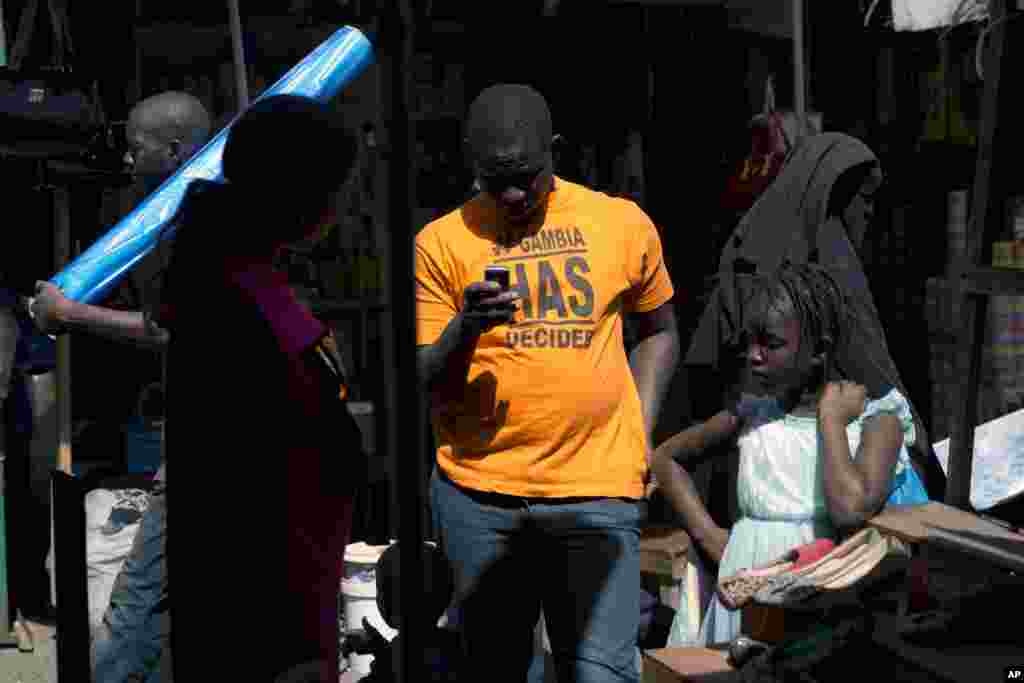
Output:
[717, 529, 903, 610]
[717, 538, 835, 611]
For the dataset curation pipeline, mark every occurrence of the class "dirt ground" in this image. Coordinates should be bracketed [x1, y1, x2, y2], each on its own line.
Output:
[0, 629, 57, 683]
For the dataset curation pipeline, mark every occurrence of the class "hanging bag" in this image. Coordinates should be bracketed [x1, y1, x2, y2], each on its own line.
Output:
[720, 75, 793, 215]
[0, 0, 102, 155]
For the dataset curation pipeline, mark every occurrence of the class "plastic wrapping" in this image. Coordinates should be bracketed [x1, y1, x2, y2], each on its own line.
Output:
[50, 26, 374, 304]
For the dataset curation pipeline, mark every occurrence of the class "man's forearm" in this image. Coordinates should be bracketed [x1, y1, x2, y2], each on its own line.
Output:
[61, 301, 168, 350]
[629, 329, 680, 442]
[418, 313, 479, 398]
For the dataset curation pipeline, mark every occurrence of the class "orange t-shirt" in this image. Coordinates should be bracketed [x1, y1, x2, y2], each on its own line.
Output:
[415, 178, 675, 499]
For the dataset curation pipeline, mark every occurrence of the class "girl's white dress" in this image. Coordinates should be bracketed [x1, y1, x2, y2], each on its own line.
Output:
[666, 388, 917, 646]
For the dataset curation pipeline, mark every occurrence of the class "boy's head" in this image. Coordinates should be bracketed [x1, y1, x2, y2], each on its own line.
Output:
[375, 541, 454, 631]
[741, 262, 847, 395]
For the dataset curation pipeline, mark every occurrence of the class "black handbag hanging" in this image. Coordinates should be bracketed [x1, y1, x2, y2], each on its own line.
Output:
[0, 0, 103, 157]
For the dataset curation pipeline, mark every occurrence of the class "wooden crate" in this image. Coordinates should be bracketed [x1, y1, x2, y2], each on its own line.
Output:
[641, 648, 736, 683]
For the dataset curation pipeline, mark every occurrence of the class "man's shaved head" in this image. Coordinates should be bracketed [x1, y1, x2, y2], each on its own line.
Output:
[129, 91, 211, 147]
[127, 91, 212, 188]
[465, 84, 555, 226]
[465, 84, 552, 167]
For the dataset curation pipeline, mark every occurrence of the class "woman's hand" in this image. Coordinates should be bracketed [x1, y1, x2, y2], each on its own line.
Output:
[818, 380, 867, 426]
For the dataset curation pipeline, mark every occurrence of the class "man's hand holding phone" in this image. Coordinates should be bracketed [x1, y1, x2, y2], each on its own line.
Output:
[460, 266, 519, 336]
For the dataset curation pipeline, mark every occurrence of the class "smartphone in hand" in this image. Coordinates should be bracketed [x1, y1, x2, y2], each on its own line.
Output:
[484, 265, 510, 290]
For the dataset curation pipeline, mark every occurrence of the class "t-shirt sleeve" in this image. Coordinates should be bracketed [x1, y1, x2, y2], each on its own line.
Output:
[860, 388, 917, 449]
[415, 228, 460, 346]
[624, 204, 675, 313]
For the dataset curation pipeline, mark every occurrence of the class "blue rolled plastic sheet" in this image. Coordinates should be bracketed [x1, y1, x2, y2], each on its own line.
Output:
[49, 26, 374, 304]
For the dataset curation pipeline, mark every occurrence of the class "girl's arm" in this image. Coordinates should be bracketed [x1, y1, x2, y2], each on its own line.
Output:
[819, 381, 902, 529]
[651, 409, 740, 564]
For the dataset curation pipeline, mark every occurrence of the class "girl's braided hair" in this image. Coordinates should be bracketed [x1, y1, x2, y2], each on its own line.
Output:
[745, 261, 851, 380]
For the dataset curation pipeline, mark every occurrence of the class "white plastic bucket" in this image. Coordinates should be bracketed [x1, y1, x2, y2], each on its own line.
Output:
[341, 541, 398, 679]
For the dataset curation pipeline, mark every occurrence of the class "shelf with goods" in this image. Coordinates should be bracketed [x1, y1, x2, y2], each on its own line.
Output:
[921, 169, 1024, 440]
[925, 277, 1024, 441]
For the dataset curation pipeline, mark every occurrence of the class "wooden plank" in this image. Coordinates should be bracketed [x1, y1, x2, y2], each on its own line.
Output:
[869, 502, 1024, 548]
[962, 267, 1024, 296]
[925, 526, 1024, 573]
[946, 0, 1010, 510]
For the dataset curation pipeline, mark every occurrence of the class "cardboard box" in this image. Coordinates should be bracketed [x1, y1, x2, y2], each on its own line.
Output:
[642, 648, 737, 683]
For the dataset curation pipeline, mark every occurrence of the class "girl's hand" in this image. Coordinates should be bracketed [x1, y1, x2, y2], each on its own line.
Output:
[818, 380, 868, 425]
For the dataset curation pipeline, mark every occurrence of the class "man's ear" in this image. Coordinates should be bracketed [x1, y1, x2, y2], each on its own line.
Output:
[167, 139, 183, 165]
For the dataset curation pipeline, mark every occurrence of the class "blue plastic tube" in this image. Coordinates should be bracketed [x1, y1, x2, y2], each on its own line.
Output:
[49, 26, 374, 304]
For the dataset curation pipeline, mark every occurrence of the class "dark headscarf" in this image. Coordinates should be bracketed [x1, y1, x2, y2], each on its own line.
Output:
[687, 132, 943, 497]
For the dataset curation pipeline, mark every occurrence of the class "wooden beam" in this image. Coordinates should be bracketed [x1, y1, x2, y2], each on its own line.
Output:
[792, 0, 805, 121]
[227, 0, 250, 109]
[380, 1, 427, 681]
[946, 0, 1010, 509]
[962, 267, 1024, 296]
[53, 187, 73, 476]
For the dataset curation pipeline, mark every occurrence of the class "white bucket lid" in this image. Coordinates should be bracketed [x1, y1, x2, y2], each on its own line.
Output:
[344, 541, 393, 565]
[347, 401, 374, 416]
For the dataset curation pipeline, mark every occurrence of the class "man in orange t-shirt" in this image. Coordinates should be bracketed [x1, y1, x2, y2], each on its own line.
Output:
[416, 84, 680, 682]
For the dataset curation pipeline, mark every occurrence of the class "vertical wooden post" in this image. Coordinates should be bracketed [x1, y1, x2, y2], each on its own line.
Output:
[792, 0, 806, 122]
[381, 1, 427, 681]
[53, 187, 73, 476]
[946, 0, 1009, 509]
[133, 0, 143, 104]
[227, 0, 250, 110]
[0, 0, 8, 67]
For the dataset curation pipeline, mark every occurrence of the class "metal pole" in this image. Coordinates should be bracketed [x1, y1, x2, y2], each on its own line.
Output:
[227, 0, 250, 110]
[0, 0, 8, 67]
[792, 0, 806, 122]
[383, 2, 426, 681]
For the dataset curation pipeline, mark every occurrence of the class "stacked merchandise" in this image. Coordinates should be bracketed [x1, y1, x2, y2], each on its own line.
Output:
[984, 196, 1024, 416]
[986, 295, 1024, 416]
[925, 188, 1023, 439]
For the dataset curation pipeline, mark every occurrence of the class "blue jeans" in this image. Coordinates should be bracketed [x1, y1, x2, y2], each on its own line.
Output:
[92, 470, 170, 683]
[430, 469, 642, 683]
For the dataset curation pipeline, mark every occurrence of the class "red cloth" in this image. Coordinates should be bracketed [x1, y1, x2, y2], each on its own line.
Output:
[791, 539, 836, 570]
[166, 255, 356, 681]
[233, 260, 352, 680]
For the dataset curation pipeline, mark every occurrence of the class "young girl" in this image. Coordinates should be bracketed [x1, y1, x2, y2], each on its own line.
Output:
[652, 261, 927, 646]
